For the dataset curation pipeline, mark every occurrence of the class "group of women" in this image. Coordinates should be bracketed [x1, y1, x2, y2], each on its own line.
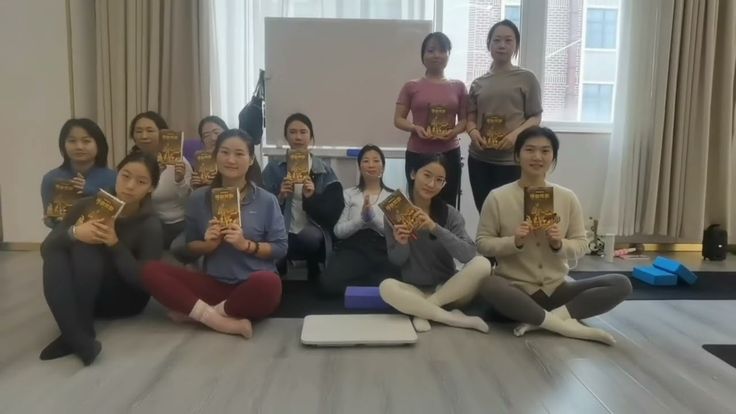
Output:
[38, 20, 631, 366]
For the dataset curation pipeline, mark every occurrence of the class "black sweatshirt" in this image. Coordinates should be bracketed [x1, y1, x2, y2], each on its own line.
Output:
[41, 196, 163, 288]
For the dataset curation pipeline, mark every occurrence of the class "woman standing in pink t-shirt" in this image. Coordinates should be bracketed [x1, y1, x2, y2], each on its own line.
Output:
[394, 32, 467, 208]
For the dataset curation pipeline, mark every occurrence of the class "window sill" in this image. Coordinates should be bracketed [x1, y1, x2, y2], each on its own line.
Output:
[541, 121, 613, 134]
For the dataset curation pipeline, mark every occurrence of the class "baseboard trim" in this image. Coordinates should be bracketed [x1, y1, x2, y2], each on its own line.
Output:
[0, 242, 40, 251]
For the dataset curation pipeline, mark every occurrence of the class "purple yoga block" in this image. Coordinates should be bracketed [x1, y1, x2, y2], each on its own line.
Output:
[653, 256, 698, 285]
[344, 286, 390, 310]
[632, 266, 677, 286]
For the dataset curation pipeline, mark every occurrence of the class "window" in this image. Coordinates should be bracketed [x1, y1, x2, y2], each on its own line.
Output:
[586, 8, 618, 49]
[581, 83, 613, 122]
[215, 0, 433, 136]
[230, 0, 621, 130]
[504, 5, 521, 28]
[542, 0, 620, 122]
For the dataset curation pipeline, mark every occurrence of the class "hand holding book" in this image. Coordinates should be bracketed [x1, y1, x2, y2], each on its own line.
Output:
[514, 221, 532, 248]
[495, 130, 518, 151]
[302, 177, 315, 198]
[204, 218, 223, 242]
[545, 224, 563, 250]
[222, 223, 249, 251]
[92, 221, 119, 246]
[412, 208, 437, 233]
[72, 219, 107, 244]
[173, 162, 186, 184]
[413, 124, 431, 140]
[392, 223, 413, 245]
[70, 173, 86, 193]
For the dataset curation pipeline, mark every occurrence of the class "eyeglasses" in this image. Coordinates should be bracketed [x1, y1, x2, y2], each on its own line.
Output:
[420, 171, 447, 187]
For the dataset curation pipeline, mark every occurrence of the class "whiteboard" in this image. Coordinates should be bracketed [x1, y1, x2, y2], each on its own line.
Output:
[264, 17, 432, 149]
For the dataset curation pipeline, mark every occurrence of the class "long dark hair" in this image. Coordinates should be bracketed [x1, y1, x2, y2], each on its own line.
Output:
[210, 129, 262, 187]
[115, 151, 161, 189]
[487, 19, 521, 56]
[197, 115, 228, 142]
[407, 153, 449, 226]
[283, 113, 315, 143]
[58, 118, 109, 170]
[357, 145, 391, 192]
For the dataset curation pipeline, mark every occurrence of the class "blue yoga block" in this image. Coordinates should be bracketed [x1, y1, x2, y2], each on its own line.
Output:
[632, 266, 678, 286]
[652, 256, 698, 285]
[344, 286, 391, 310]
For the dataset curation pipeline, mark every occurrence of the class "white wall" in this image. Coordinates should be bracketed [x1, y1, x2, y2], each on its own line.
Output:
[0, 0, 73, 243]
[0, 0, 96, 243]
[459, 132, 610, 238]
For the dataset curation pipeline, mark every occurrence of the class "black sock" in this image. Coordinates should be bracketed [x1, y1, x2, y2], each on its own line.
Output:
[77, 340, 102, 366]
[39, 336, 73, 361]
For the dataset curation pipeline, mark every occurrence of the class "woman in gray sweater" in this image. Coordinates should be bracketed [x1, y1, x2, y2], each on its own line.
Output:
[40, 151, 163, 365]
[379, 153, 491, 333]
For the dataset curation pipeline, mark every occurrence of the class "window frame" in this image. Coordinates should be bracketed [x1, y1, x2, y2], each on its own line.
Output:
[435, 0, 616, 133]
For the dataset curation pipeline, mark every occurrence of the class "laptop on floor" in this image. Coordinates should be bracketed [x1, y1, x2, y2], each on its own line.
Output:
[301, 314, 418, 347]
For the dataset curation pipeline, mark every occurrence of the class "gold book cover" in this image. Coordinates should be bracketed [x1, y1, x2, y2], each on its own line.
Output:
[195, 150, 217, 185]
[524, 186, 560, 230]
[426, 104, 453, 137]
[480, 114, 506, 149]
[48, 180, 81, 219]
[378, 190, 419, 233]
[211, 187, 241, 227]
[158, 130, 184, 165]
[286, 149, 310, 184]
[76, 189, 125, 225]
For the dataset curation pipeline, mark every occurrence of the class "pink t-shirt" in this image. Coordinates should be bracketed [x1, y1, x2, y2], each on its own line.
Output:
[397, 78, 467, 154]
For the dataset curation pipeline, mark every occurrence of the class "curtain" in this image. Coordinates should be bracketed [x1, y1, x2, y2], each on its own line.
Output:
[96, 0, 211, 164]
[599, 0, 736, 242]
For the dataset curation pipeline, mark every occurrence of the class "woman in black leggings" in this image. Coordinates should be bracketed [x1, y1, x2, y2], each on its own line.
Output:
[40, 151, 162, 365]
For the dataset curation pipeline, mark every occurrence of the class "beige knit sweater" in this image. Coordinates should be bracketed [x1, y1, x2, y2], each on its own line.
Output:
[476, 181, 589, 295]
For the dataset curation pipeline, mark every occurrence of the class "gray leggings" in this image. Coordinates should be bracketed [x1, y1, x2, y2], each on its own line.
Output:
[480, 274, 632, 325]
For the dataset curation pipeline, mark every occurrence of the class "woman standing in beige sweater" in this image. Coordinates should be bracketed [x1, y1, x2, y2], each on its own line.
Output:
[476, 127, 631, 345]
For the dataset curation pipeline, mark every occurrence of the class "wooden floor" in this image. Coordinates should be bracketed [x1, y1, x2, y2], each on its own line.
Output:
[1, 251, 736, 414]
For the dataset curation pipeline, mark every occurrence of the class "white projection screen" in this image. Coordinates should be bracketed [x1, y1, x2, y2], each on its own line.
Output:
[264, 17, 432, 149]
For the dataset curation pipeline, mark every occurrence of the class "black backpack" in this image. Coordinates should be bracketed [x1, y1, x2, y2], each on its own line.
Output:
[239, 69, 265, 145]
[702, 224, 727, 261]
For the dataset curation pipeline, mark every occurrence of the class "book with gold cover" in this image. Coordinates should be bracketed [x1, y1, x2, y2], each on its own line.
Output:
[480, 114, 506, 149]
[378, 190, 420, 233]
[76, 189, 125, 225]
[287, 149, 310, 184]
[211, 187, 241, 227]
[195, 150, 217, 185]
[158, 130, 184, 165]
[524, 186, 560, 230]
[426, 104, 453, 137]
[48, 180, 81, 219]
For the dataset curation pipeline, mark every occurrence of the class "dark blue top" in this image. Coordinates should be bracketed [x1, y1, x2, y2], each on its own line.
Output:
[40, 166, 117, 228]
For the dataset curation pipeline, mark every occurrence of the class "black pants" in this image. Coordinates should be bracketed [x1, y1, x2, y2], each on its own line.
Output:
[405, 147, 461, 208]
[162, 220, 185, 250]
[42, 243, 150, 347]
[467, 156, 521, 212]
[279, 223, 326, 282]
[320, 229, 400, 296]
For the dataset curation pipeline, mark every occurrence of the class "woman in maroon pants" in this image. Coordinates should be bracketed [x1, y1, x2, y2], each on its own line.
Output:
[142, 129, 288, 338]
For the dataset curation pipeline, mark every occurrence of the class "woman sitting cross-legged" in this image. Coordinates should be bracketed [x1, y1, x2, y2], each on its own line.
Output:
[320, 145, 399, 296]
[142, 129, 287, 338]
[379, 153, 492, 333]
[476, 126, 631, 345]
